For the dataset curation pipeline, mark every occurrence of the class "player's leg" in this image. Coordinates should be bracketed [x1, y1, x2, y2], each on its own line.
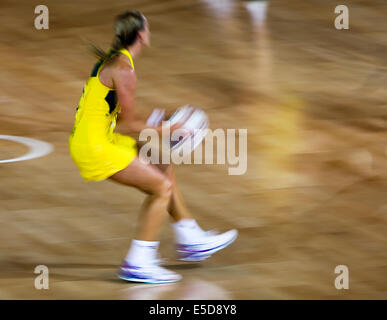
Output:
[155, 163, 239, 262]
[136, 137, 192, 222]
[109, 157, 181, 283]
[157, 163, 192, 222]
[110, 157, 172, 241]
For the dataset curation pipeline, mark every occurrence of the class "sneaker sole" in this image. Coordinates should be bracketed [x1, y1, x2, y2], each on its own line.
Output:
[117, 273, 182, 284]
[178, 230, 238, 262]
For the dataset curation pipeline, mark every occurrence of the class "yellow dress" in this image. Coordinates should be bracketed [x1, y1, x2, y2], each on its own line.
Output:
[69, 48, 138, 182]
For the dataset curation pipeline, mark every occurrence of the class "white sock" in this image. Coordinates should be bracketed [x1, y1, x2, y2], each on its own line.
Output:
[173, 219, 204, 244]
[125, 239, 159, 266]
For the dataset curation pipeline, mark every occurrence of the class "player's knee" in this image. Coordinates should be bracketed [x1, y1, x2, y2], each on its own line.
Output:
[157, 179, 173, 198]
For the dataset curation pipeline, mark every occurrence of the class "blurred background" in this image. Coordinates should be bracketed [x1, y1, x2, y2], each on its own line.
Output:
[1, 0, 387, 299]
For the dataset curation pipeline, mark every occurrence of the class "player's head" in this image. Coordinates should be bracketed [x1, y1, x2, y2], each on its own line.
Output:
[113, 11, 150, 50]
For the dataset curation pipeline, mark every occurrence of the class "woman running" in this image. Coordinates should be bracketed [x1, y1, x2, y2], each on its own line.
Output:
[69, 10, 237, 284]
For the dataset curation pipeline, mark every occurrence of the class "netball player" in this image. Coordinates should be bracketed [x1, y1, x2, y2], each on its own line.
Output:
[69, 11, 237, 284]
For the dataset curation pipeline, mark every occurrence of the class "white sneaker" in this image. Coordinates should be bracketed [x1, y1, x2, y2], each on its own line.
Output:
[118, 260, 182, 284]
[177, 229, 238, 262]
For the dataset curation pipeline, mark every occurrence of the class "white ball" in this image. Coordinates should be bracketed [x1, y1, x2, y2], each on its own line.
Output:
[168, 105, 209, 154]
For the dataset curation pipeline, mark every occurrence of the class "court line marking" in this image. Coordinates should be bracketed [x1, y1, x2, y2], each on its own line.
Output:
[0, 135, 53, 163]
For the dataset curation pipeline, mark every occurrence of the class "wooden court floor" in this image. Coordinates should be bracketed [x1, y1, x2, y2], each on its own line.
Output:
[1, 0, 387, 299]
